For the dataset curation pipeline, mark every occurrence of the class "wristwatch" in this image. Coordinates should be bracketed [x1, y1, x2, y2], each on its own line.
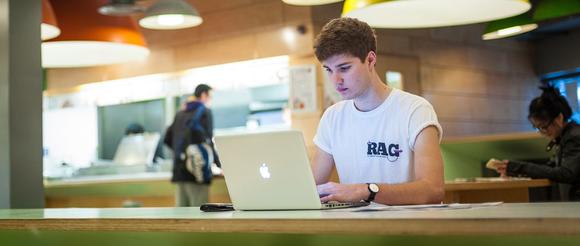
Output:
[365, 183, 379, 202]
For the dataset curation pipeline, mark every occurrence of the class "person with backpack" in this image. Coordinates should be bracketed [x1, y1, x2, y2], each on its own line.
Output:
[164, 84, 221, 207]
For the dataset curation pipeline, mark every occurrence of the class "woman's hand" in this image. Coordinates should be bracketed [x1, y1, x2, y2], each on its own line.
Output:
[495, 160, 509, 178]
[487, 158, 509, 178]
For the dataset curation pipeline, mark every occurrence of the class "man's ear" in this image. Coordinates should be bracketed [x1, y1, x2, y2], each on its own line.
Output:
[366, 51, 377, 69]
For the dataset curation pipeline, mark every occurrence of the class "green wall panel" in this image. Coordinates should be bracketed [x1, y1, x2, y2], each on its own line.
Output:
[0, 231, 578, 246]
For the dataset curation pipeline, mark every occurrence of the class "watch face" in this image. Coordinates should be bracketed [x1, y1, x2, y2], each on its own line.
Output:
[369, 183, 379, 193]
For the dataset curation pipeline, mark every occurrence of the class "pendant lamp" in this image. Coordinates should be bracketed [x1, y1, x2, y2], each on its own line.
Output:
[41, 0, 60, 40]
[42, 0, 149, 68]
[482, 13, 537, 40]
[98, 0, 145, 16]
[282, 0, 342, 6]
[342, 0, 532, 29]
[139, 0, 203, 30]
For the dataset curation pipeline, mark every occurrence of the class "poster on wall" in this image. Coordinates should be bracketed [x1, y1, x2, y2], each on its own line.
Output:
[289, 65, 317, 114]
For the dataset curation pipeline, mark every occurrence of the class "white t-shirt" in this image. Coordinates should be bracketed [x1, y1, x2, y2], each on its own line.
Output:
[313, 88, 442, 185]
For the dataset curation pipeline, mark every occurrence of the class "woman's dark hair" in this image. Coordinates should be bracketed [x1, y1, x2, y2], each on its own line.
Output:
[528, 85, 573, 122]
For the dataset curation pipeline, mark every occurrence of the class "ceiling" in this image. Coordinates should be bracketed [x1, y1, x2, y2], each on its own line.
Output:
[57, 0, 580, 45]
[521, 14, 580, 40]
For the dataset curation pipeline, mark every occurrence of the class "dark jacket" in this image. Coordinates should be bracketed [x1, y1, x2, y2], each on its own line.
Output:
[508, 122, 580, 201]
[164, 101, 221, 182]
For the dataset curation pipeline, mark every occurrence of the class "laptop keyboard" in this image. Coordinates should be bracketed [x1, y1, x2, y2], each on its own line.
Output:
[321, 201, 369, 209]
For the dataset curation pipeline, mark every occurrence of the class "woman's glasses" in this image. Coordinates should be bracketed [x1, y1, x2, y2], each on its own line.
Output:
[533, 118, 555, 132]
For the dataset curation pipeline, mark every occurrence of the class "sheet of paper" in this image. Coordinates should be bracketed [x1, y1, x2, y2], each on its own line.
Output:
[329, 201, 504, 212]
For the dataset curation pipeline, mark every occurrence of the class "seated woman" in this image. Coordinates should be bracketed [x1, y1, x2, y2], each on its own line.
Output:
[491, 86, 580, 201]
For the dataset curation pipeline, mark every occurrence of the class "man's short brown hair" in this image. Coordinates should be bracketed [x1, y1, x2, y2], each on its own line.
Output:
[314, 17, 377, 63]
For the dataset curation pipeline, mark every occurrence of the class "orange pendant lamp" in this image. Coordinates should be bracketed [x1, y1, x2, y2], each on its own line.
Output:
[42, 0, 61, 40]
[42, 0, 150, 68]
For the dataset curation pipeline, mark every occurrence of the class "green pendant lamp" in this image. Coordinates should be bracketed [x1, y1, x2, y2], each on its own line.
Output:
[482, 0, 580, 40]
[342, 0, 532, 29]
[533, 0, 580, 21]
[282, 0, 342, 5]
[482, 13, 537, 40]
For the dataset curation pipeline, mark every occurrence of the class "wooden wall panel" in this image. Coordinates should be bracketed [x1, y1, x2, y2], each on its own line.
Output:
[366, 25, 539, 138]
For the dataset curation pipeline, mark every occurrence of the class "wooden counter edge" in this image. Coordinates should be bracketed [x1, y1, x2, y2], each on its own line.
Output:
[0, 218, 579, 235]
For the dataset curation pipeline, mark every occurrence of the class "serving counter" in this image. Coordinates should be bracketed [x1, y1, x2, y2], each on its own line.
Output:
[46, 173, 551, 207]
[1, 203, 579, 245]
[44, 172, 229, 208]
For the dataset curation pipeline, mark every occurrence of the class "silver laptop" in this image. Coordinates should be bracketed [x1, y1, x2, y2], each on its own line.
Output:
[214, 130, 368, 210]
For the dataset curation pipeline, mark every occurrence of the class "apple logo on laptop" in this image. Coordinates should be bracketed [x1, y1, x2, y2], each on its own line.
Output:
[259, 163, 271, 179]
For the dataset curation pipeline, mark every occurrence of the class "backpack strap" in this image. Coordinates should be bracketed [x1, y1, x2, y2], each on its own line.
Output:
[187, 104, 206, 135]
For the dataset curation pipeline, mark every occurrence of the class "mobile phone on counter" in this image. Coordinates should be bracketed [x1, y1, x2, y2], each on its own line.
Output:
[200, 203, 235, 212]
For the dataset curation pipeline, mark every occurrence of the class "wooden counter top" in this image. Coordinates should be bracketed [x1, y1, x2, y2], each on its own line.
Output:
[1, 202, 579, 235]
[445, 178, 551, 191]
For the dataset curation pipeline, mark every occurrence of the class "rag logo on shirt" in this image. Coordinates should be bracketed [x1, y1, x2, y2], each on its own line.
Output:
[367, 141, 403, 162]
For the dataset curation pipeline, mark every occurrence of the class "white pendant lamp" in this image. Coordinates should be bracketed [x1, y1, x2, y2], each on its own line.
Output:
[42, 0, 149, 68]
[41, 0, 61, 40]
[139, 0, 203, 30]
[342, 0, 532, 29]
[282, 0, 342, 6]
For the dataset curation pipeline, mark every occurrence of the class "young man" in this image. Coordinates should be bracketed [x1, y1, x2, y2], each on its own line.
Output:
[164, 84, 220, 207]
[312, 18, 444, 205]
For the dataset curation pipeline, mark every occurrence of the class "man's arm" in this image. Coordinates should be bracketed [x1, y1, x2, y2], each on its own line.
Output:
[311, 146, 335, 185]
[374, 126, 445, 204]
[318, 126, 445, 204]
[163, 123, 174, 150]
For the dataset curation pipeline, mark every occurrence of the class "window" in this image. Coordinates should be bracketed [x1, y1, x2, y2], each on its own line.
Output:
[547, 73, 580, 123]
[385, 71, 403, 90]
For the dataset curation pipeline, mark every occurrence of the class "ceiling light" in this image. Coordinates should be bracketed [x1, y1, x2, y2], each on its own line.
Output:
[42, 0, 149, 68]
[281, 0, 342, 6]
[41, 0, 61, 40]
[282, 28, 297, 44]
[342, 0, 532, 29]
[98, 0, 145, 16]
[139, 0, 202, 30]
[482, 13, 537, 40]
